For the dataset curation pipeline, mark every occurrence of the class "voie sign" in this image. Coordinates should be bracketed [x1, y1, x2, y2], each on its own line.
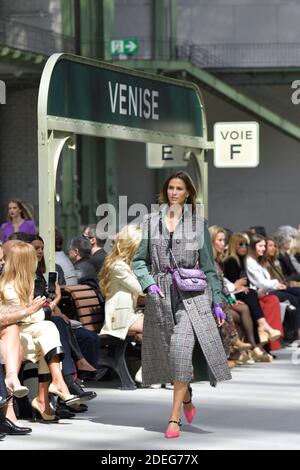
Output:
[214, 122, 259, 168]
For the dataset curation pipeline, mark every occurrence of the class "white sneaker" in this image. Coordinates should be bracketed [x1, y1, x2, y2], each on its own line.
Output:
[287, 340, 300, 349]
[149, 384, 161, 389]
[134, 366, 142, 383]
[164, 383, 174, 389]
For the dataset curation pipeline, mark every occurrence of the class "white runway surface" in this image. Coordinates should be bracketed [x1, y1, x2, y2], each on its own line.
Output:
[1, 348, 300, 450]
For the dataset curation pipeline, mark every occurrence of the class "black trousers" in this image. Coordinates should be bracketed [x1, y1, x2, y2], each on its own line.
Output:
[271, 289, 300, 329]
[236, 288, 264, 322]
[74, 328, 101, 369]
[51, 316, 76, 376]
[0, 364, 7, 399]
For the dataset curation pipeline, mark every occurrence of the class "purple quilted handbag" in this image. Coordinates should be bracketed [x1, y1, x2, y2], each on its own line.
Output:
[170, 249, 207, 293]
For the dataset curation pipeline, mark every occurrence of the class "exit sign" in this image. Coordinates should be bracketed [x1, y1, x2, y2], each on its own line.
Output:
[110, 39, 139, 55]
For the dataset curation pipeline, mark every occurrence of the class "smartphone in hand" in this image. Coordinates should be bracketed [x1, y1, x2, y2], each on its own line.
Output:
[48, 271, 58, 295]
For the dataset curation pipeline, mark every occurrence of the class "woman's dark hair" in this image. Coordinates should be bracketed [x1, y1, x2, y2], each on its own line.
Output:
[159, 171, 197, 213]
[31, 234, 46, 274]
[8, 232, 34, 243]
[265, 236, 279, 260]
[248, 233, 266, 260]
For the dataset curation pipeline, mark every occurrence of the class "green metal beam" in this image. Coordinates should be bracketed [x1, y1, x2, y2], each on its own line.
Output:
[0, 45, 47, 67]
[80, 0, 114, 60]
[61, 0, 74, 37]
[111, 58, 300, 142]
[101, 0, 114, 60]
[170, 0, 177, 60]
[153, 0, 164, 59]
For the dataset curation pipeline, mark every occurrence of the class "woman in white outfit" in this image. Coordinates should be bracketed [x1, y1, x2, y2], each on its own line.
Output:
[0, 242, 80, 422]
[99, 225, 144, 381]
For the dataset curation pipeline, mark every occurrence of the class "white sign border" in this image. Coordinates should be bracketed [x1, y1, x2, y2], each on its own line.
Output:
[213, 121, 259, 168]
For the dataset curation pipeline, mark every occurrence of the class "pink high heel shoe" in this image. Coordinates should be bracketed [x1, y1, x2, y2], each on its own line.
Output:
[165, 419, 181, 439]
[183, 386, 196, 424]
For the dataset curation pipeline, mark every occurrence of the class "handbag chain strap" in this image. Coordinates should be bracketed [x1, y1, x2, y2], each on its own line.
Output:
[169, 247, 180, 270]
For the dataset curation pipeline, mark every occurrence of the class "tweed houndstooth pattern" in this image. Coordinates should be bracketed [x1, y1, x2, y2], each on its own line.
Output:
[142, 211, 231, 386]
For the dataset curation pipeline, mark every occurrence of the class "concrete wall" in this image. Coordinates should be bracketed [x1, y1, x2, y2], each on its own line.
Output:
[0, 0, 62, 33]
[177, 0, 300, 66]
[202, 86, 300, 234]
[177, 0, 300, 44]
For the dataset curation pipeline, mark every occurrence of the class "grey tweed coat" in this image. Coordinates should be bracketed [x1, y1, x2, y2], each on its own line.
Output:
[133, 206, 231, 386]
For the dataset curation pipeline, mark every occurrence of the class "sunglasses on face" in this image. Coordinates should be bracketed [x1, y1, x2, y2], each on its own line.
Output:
[238, 242, 249, 248]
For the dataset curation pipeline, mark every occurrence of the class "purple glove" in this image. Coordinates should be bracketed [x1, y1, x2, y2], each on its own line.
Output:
[146, 284, 164, 297]
[213, 303, 226, 322]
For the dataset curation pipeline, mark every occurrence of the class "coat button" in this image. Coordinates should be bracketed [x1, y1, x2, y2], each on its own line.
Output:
[187, 300, 192, 304]
[176, 239, 180, 244]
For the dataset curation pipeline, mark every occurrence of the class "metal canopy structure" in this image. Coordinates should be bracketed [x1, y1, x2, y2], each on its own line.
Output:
[38, 53, 209, 269]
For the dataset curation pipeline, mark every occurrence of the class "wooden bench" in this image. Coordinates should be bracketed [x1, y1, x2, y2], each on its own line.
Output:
[59, 284, 139, 390]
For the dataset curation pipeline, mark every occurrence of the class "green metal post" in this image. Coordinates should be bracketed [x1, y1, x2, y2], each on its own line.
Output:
[153, 0, 164, 59]
[102, 0, 114, 60]
[105, 139, 118, 209]
[60, 146, 82, 244]
[60, 0, 81, 241]
[61, 0, 74, 36]
[170, 0, 177, 59]
[79, 0, 117, 224]
[153, 1, 171, 190]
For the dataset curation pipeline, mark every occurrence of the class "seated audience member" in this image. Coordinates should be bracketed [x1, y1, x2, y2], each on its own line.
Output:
[83, 224, 108, 274]
[262, 237, 300, 342]
[0, 241, 81, 422]
[68, 237, 98, 289]
[223, 232, 282, 355]
[274, 233, 300, 282]
[289, 234, 300, 274]
[30, 235, 97, 403]
[249, 226, 267, 237]
[55, 229, 78, 285]
[209, 225, 262, 362]
[100, 225, 144, 382]
[0, 298, 45, 433]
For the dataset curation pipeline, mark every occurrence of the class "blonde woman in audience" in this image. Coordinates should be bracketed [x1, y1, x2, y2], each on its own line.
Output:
[100, 225, 144, 339]
[0, 242, 80, 422]
[288, 235, 300, 275]
[210, 226, 265, 362]
[99, 225, 144, 380]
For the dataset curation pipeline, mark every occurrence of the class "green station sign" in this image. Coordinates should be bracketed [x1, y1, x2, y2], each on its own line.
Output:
[47, 57, 204, 139]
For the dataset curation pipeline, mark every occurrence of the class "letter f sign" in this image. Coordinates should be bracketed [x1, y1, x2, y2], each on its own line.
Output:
[230, 144, 241, 159]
